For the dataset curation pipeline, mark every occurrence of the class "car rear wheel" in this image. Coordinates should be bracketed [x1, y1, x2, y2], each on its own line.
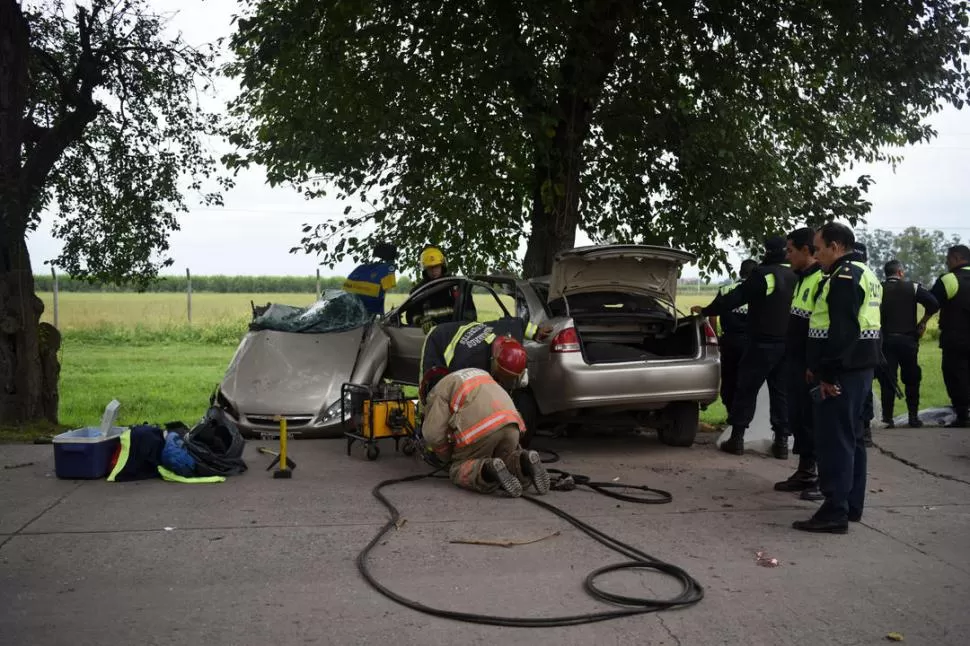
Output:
[658, 402, 699, 447]
[512, 389, 539, 449]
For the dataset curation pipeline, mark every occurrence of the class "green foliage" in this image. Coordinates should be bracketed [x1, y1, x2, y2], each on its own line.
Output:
[31, 273, 414, 293]
[223, 0, 970, 277]
[858, 227, 964, 285]
[16, 0, 231, 287]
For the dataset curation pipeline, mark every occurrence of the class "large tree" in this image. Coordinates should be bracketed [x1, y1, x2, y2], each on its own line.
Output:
[224, 0, 970, 277]
[0, 0, 228, 426]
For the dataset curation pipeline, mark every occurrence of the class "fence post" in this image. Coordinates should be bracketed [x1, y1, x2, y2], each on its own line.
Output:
[186, 268, 192, 324]
[316, 268, 321, 300]
[51, 267, 59, 328]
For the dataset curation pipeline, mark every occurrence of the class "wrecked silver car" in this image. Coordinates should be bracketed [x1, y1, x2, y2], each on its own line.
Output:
[215, 279, 514, 439]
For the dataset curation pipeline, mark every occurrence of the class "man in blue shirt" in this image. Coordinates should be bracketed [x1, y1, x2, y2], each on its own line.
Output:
[343, 242, 398, 316]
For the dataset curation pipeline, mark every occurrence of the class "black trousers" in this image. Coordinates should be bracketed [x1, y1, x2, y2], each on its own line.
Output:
[787, 359, 814, 463]
[814, 369, 873, 522]
[878, 334, 921, 419]
[730, 340, 788, 435]
[719, 334, 747, 425]
[941, 345, 970, 416]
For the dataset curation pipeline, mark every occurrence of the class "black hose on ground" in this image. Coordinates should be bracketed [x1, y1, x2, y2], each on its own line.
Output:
[355, 462, 704, 627]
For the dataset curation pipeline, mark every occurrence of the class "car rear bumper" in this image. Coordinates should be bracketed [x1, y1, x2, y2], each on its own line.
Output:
[531, 352, 721, 415]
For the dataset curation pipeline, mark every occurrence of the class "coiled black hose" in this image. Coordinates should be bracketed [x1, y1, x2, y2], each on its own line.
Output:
[355, 461, 704, 627]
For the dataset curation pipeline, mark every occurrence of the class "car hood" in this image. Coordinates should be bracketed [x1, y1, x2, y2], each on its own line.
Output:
[547, 245, 696, 304]
[220, 327, 365, 416]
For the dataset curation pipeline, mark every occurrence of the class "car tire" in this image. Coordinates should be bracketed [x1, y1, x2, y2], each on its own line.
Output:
[512, 389, 539, 449]
[659, 402, 699, 447]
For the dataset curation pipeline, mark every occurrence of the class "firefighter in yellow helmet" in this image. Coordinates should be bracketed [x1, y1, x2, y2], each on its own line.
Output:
[406, 245, 476, 331]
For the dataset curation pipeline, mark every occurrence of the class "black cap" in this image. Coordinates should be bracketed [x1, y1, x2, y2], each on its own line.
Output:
[763, 235, 787, 263]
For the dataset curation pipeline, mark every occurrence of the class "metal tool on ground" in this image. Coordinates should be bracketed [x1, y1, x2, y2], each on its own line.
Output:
[258, 447, 296, 471]
[270, 416, 293, 479]
[355, 448, 703, 627]
[342, 382, 418, 461]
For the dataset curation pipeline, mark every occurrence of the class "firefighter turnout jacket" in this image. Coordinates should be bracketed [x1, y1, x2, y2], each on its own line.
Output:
[420, 368, 526, 463]
[807, 256, 882, 383]
[930, 264, 970, 350]
[420, 319, 540, 380]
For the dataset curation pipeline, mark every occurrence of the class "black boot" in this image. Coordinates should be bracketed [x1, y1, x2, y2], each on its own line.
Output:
[719, 428, 745, 455]
[774, 463, 817, 492]
[882, 416, 895, 429]
[908, 407, 923, 428]
[946, 408, 969, 428]
[800, 483, 824, 501]
[771, 434, 789, 460]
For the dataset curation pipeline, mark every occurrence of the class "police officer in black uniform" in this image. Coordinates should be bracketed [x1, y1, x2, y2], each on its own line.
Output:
[693, 237, 796, 457]
[929, 245, 970, 428]
[774, 227, 825, 501]
[707, 259, 758, 427]
[794, 222, 882, 534]
[878, 260, 939, 428]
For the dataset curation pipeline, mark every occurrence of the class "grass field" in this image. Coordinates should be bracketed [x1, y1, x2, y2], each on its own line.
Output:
[14, 290, 950, 435]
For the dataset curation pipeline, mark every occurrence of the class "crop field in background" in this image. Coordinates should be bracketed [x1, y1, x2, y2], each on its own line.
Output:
[26, 290, 948, 433]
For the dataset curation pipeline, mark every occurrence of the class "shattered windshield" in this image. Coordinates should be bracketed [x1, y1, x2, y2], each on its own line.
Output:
[249, 289, 371, 334]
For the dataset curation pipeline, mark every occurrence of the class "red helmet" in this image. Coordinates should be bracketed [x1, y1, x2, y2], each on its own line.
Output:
[490, 336, 527, 379]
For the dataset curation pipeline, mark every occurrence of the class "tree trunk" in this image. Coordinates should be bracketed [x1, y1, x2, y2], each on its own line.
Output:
[0, 236, 49, 426]
[522, 144, 582, 279]
[0, 0, 56, 426]
[521, 0, 633, 279]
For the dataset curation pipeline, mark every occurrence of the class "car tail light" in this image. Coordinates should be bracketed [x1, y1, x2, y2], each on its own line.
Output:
[702, 321, 719, 346]
[551, 327, 581, 353]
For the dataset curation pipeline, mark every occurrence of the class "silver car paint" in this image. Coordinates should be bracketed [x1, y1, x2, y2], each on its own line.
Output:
[219, 323, 389, 438]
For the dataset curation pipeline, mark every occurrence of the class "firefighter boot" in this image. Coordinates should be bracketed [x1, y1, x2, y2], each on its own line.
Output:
[719, 427, 745, 455]
[482, 458, 523, 498]
[519, 450, 550, 495]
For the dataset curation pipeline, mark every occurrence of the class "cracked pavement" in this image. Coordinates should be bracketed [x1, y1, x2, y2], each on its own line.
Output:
[1, 422, 968, 646]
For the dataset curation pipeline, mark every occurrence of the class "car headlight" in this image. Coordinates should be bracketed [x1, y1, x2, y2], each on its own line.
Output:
[320, 392, 353, 423]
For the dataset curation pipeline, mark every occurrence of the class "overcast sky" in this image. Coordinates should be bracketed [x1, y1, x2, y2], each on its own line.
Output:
[24, 0, 970, 281]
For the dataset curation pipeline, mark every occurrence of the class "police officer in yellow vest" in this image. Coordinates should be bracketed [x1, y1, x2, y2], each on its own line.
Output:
[794, 223, 882, 534]
[708, 259, 757, 429]
[928, 244, 970, 428]
[774, 227, 826, 501]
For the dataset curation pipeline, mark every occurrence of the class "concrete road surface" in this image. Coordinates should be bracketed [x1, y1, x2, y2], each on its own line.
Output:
[2, 426, 968, 646]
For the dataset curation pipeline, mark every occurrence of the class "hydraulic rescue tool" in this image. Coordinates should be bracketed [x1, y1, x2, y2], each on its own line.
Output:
[342, 382, 419, 461]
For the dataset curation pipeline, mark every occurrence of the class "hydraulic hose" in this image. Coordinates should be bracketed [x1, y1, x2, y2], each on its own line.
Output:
[355, 465, 704, 627]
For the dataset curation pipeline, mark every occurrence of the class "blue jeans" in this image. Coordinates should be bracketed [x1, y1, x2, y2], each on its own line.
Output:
[813, 369, 874, 521]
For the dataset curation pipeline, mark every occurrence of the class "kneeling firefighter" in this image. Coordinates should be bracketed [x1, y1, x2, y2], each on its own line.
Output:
[417, 346, 550, 497]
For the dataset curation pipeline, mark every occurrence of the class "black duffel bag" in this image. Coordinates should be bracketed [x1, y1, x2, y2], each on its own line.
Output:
[183, 407, 248, 477]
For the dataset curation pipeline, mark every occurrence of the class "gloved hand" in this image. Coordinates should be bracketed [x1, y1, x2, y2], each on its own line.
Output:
[423, 445, 447, 470]
[421, 318, 435, 334]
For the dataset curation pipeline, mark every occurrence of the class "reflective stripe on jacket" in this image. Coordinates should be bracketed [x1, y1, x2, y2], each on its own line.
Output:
[420, 368, 524, 460]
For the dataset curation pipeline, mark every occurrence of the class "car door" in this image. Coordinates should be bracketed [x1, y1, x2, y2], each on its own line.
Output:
[382, 278, 466, 384]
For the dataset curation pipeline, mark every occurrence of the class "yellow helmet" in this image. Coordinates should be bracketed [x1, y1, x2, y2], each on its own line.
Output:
[420, 246, 445, 268]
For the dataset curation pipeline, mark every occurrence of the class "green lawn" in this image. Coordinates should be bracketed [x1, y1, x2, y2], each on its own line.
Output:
[48, 339, 950, 432]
